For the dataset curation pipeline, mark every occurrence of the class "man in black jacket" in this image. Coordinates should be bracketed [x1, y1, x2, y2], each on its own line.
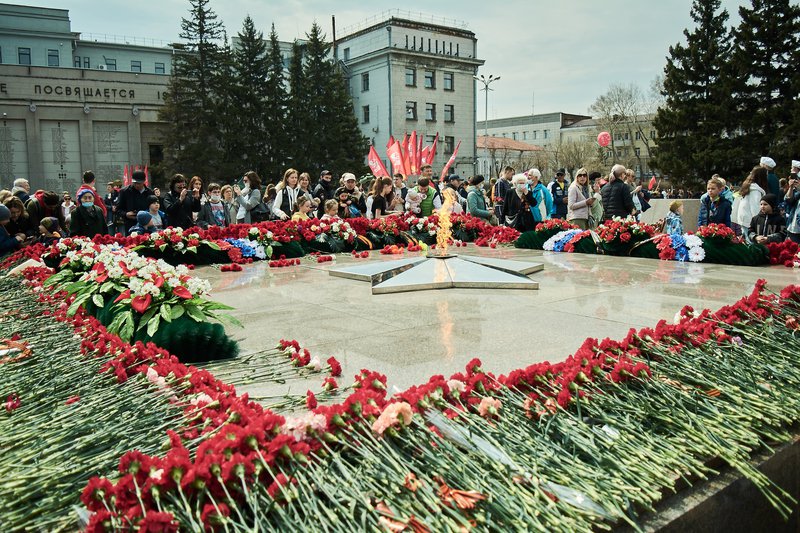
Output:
[601, 164, 636, 219]
[115, 170, 154, 233]
[312, 170, 336, 218]
[162, 174, 198, 229]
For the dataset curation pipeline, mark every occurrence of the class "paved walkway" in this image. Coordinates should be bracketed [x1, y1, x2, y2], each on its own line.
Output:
[200, 246, 800, 394]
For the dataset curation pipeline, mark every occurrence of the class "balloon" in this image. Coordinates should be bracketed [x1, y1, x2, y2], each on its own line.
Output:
[597, 131, 611, 147]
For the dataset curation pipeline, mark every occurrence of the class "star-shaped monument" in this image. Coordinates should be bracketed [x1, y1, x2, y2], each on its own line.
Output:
[329, 253, 543, 294]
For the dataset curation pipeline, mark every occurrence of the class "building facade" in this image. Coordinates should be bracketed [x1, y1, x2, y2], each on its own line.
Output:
[478, 111, 659, 179]
[0, 3, 173, 193]
[336, 12, 484, 177]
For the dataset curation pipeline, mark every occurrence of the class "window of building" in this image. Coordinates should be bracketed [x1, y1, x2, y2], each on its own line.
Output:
[426, 134, 436, 145]
[405, 35, 409, 48]
[533, 131, 538, 140]
[362, 105, 370, 124]
[74, 56, 81, 68]
[425, 103, 436, 121]
[83, 57, 90, 68]
[424, 70, 435, 89]
[435, 41, 439, 54]
[456, 43, 459, 56]
[47, 49, 59, 66]
[405, 67, 416, 87]
[512, 132, 518, 140]
[18, 47, 31, 65]
[105, 58, 117, 71]
[130, 60, 142, 72]
[428, 38, 431, 52]
[635, 147, 641, 156]
[624, 132, 630, 140]
[343, 48, 350, 61]
[361, 72, 369, 92]
[443, 72, 454, 91]
[522, 131, 527, 140]
[502, 133, 507, 138]
[0, 47, 3, 63]
[448, 42, 452, 55]
[635, 131, 642, 140]
[155, 62, 165, 74]
[405, 101, 417, 120]
[544, 130, 549, 139]
[650, 130, 656, 139]
[615, 132, 622, 141]
[444, 104, 454, 123]
[444, 136, 455, 155]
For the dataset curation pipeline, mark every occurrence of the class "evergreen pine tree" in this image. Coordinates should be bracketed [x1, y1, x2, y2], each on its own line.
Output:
[160, 0, 226, 177]
[214, 30, 241, 180]
[286, 40, 309, 174]
[652, 0, 735, 180]
[730, 0, 800, 173]
[226, 16, 271, 178]
[263, 24, 289, 183]
[299, 23, 368, 176]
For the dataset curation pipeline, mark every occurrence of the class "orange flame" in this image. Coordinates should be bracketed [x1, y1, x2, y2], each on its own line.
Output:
[435, 190, 454, 255]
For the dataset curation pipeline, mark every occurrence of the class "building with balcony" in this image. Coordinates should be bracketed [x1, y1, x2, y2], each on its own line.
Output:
[336, 10, 484, 177]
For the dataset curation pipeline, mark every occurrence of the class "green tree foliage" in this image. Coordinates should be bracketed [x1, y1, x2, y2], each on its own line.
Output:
[262, 24, 289, 183]
[730, 0, 800, 174]
[160, 0, 226, 178]
[652, 0, 735, 180]
[161, 2, 368, 181]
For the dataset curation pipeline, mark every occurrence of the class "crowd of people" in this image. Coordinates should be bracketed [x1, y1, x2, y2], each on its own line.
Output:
[2, 156, 799, 257]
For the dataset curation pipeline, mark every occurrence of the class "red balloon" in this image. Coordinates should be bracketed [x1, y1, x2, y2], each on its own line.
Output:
[597, 131, 611, 147]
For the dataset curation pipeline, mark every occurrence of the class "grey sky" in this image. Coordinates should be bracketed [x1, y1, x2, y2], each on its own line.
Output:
[43, 0, 748, 118]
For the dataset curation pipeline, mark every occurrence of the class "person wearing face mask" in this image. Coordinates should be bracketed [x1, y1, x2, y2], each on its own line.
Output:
[234, 171, 263, 224]
[69, 189, 108, 237]
[525, 169, 553, 227]
[502, 174, 538, 232]
[197, 183, 231, 229]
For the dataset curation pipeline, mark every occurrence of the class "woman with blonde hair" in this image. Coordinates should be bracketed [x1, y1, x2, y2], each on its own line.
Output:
[567, 167, 594, 229]
[272, 168, 300, 221]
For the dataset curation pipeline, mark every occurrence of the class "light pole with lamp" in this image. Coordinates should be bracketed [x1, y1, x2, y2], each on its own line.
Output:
[473, 73, 500, 176]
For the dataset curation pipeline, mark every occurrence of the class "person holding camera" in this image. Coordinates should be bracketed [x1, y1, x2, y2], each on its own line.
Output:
[783, 160, 800, 243]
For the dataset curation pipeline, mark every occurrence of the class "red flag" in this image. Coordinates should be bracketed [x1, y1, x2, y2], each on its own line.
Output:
[440, 140, 461, 180]
[144, 164, 149, 187]
[123, 164, 130, 187]
[368, 146, 390, 177]
[400, 134, 411, 176]
[408, 131, 418, 175]
[386, 135, 395, 149]
[648, 176, 657, 190]
[430, 133, 439, 165]
[420, 145, 432, 166]
[416, 133, 423, 171]
[387, 141, 404, 174]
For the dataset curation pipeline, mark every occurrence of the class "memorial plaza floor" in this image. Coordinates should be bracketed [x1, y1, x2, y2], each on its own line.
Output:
[200, 246, 800, 398]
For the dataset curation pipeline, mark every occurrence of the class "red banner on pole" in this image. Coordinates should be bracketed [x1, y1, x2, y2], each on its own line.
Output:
[123, 164, 130, 187]
[386, 135, 395, 149]
[648, 176, 657, 190]
[429, 133, 439, 166]
[368, 145, 390, 178]
[408, 131, 418, 175]
[420, 145, 432, 166]
[387, 141, 404, 174]
[439, 141, 461, 180]
[400, 134, 411, 176]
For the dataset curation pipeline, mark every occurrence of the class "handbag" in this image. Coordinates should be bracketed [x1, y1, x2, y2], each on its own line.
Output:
[250, 201, 270, 222]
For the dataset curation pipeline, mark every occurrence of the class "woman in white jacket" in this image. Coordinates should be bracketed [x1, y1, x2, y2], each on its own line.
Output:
[734, 166, 768, 234]
[272, 168, 301, 221]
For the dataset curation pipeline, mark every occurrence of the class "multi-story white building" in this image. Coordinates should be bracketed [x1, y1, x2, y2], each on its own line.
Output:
[336, 11, 484, 177]
[0, 5, 483, 193]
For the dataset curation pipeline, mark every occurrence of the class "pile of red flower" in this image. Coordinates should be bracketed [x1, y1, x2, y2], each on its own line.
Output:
[767, 240, 799, 267]
[595, 218, 656, 245]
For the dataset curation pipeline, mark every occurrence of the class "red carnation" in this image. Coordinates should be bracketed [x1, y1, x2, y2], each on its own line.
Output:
[306, 390, 318, 409]
[327, 356, 342, 377]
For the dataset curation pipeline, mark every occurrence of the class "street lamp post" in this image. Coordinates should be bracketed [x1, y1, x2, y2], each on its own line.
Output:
[474, 74, 500, 176]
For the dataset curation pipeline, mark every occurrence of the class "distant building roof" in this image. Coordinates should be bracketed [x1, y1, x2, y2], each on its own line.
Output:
[562, 118, 599, 129]
[479, 112, 591, 130]
[477, 136, 543, 151]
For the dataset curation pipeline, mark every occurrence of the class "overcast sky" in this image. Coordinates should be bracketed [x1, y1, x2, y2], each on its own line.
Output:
[44, 0, 749, 118]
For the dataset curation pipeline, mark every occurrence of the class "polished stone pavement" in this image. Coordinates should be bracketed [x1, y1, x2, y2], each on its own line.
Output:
[199, 246, 800, 396]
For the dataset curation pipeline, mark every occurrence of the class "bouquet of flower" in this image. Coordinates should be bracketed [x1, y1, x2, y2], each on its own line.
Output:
[765, 241, 799, 267]
[474, 225, 520, 248]
[534, 219, 579, 233]
[515, 219, 580, 249]
[543, 229, 584, 252]
[596, 217, 656, 246]
[654, 233, 705, 262]
[695, 224, 768, 266]
[695, 223, 740, 243]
